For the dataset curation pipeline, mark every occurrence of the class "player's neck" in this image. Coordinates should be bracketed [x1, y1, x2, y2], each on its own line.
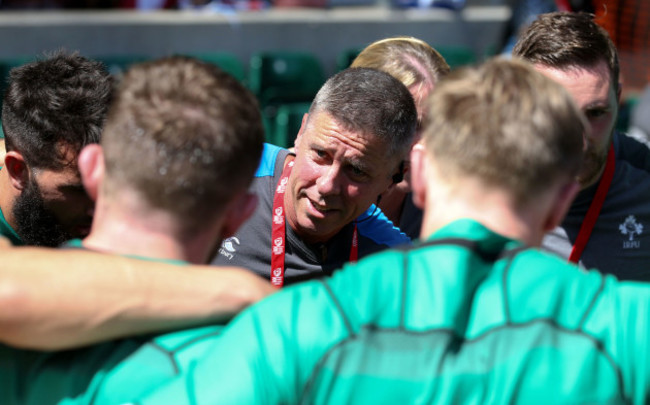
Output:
[420, 180, 545, 247]
[83, 194, 214, 264]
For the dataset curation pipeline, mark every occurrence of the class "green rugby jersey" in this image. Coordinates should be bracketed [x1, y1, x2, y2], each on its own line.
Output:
[139, 219, 650, 405]
[0, 251, 225, 405]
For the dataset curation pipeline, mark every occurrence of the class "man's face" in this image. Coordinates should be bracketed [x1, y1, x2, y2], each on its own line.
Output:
[535, 61, 619, 188]
[13, 161, 94, 247]
[285, 111, 398, 244]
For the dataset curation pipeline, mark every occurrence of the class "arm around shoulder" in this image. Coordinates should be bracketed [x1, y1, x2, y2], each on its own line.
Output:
[0, 248, 274, 350]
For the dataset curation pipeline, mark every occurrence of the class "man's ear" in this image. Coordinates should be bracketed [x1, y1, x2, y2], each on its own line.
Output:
[77, 144, 105, 202]
[409, 143, 428, 209]
[220, 192, 258, 240]
[4, 151, 30, 191]
[543, 179, 580, 233]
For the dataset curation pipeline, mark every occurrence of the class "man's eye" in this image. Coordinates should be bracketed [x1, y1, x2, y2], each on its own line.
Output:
[311, 149, 328, 161]
[348, 166, 368, 180]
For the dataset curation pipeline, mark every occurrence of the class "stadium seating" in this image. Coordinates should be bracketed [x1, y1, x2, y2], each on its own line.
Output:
[336, 47, 363, 71]
[248, 50, 325, 107]
[436, 45, 476, 69]
[190, 52, 247, 84]
[95, 54, 149, 77]
[269, 101, 311, 148]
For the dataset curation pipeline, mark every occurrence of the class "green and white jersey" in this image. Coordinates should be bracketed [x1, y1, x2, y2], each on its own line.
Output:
[139, 219, 650, 405]
[0, 250, 225, 405]
[0, 326, 225, 405]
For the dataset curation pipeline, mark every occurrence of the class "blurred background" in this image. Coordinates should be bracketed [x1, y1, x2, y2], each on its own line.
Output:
[0, 0, 646, 147]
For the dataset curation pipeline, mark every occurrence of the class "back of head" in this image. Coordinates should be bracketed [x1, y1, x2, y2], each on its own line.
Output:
[512, 11, 619, 92]
[351, 37, 450, 90]
[310, 67, 417, 159]
[422, 58, 586, 205]
[2, 50, 113, 170]
[101, 56, 264, 234]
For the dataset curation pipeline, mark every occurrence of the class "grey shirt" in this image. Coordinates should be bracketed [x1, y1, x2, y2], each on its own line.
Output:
[212, 143, 410, 285]
[542, 132, 650, 281]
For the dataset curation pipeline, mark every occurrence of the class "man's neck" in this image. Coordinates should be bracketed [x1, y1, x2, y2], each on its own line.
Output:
[420, 178, 552, 247]
[84, 194, 218, 264]
[83, 225, 191, 263]
[421, 201, 539, 246]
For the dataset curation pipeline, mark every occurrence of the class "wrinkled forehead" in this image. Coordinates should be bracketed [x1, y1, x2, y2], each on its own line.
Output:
[534, 61, 616, 90]
[306, 110, 395, 151]
[302, 111, 401, 172]
[533, 62, 616, 105]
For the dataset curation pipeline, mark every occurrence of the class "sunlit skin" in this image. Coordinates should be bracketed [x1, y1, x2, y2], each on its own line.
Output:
[284, 111, 400, 244]
[535, 61, 619, 189]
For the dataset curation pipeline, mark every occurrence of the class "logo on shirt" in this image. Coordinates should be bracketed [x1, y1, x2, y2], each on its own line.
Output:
[619, 215, 643, 249]
[219, 237, 240, 260]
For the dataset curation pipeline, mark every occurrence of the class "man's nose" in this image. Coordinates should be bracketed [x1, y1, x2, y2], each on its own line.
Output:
[316, 165, 342, 196]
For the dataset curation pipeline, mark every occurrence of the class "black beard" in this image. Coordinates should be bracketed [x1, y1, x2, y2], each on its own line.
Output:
[12, 179, 71, 247]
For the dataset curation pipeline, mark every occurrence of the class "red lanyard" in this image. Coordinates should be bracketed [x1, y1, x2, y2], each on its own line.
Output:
[270, 156, 358, 287]
[568, 143, 616, 263]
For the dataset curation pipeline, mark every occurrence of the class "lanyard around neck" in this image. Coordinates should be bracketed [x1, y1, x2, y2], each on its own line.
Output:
[270, 156, 358, 287]
[568, 143, 616, 264]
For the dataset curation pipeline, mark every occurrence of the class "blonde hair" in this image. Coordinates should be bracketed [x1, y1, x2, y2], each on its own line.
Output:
[422, 58, 586, 205]
[351, 37, 450, 90]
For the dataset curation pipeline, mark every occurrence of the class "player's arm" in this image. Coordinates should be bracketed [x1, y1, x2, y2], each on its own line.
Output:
[0, 247, 274, 350]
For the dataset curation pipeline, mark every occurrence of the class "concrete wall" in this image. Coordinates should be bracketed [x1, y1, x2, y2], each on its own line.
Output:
[0, 6, 510, 75]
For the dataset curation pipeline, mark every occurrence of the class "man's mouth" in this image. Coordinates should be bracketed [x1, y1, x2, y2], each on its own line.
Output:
[306, 197, 338, 217]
